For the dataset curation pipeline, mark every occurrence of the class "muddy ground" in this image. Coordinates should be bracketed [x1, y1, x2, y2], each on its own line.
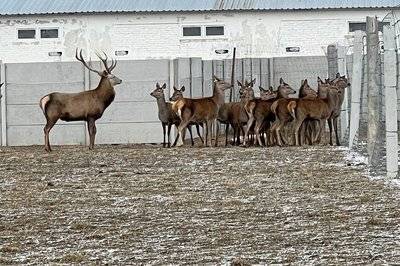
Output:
[0, 143, 399, 265]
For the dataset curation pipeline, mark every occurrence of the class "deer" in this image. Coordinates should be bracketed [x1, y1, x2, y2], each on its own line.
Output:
[271, 79, 317, 146]
[326, 73, 351, 146]
[171, 75, 232, 147]
[150, 83, 201, 147]
[290, 77, 340, 146]
[243, 78, 295, 146]
[39, 49, 121, 152]
[169, 86, 204, 145]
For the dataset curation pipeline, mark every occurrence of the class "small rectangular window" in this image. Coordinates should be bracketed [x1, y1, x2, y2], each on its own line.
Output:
[349, 22, 390, 33]
[183, 27, 201, 37]
[18, 29, 36, 39]
[206, 26, 224, 36]
[40, 29, 59, 39]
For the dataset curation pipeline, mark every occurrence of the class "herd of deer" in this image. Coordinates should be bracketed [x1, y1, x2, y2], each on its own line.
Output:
[37, 49, 349, 152]
[151, 75, 350, 148]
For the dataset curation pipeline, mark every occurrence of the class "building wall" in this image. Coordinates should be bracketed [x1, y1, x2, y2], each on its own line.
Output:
[0, 9, 390, 63]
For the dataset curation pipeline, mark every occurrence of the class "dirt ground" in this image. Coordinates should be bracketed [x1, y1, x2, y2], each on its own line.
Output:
[1, 143, 400, 265]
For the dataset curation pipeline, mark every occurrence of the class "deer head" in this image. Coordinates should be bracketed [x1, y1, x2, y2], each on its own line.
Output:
[237, 79, 256, 100]
[299, 79, 317, 98]
[277, 78, 296, 98]
[317, 77, 337, 99]
[169, 86, 185, 101]
[213, 75, 232, 92]
[332, 73, 350, 91]
[150, 83, 167, 99]
[75, 49, 122, 86]
[259, 86, 278, 100]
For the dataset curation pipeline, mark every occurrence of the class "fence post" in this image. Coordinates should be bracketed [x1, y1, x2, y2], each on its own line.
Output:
[349, 31, 364, 149]
[1, 62, 6, 146]
[366, 16, 381, 166]
[383, 24, 399, 178]
[338, 46, 349, 142]
[327, 44, 338, 79]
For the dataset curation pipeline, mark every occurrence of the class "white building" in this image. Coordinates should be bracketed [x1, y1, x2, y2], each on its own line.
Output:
[0, 0, 398, 63]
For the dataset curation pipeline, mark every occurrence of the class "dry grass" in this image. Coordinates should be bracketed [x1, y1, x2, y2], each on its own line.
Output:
[0, 144, 400, 264]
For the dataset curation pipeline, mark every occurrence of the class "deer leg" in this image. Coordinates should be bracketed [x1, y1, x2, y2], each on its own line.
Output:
[215, 121, 219, 147]
[293, 118, 304, 146]
[225, 123, 229, 147]
[333, 117, 341, 146]
[195, 124, 204, 143]
[203, 122, 208, 146]
[328, 118, 333, 146]
[243, 116, 255, 146]
[172, 120, 190, 147]
[254, 120, 263, 147]
[167, 124, 172, 148]
[275, 120, 284, 147]
[87, 119, 97, 150]
[187, 125, 194, 146]
[162, 123, 166, 148]
[44, 118, 57, 152]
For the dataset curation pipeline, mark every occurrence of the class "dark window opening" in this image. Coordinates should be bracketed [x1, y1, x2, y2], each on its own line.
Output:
[18, 29, 36, 39]
[349, 22, 390, 33]
[183, 27, 201, 37]
[206, 26, 224, 36]
[41, 29, 59, 38]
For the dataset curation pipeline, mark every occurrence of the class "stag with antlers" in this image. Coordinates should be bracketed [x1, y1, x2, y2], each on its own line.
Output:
[39, 49, 121, 151]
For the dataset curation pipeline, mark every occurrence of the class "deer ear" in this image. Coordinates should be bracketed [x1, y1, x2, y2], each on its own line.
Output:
[336, 72, 340, 78]
[304, 79, 308, 85]
[237, 80, 243, 87]
[161, 83, 167, 89]
[173, 86, 178, 91]
[213, 75, 220, 82]
[250, 78, 256, 86]
[341, 75, 346, 79]
[156, 82, 160, 88]
[180, 86, 185, 92]
[280, 78, 284, 85]
[317, 77, 323, 84]
[269, 86, 274, 91]
[259, 86, 265, 91]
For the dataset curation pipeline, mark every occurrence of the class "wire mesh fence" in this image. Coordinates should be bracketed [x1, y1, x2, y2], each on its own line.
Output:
[347, 15, 399, 179]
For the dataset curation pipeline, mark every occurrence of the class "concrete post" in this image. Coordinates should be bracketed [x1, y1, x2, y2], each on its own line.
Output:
[327, 44, 338, 80]
[383, 24, 399, 178]
[338, 46, 349, 142]
[366, 16, 381, 165]
[349, 31, 364, 149]
[1, 62, 6, 146]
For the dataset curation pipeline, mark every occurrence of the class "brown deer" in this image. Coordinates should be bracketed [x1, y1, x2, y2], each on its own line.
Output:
[271, 79, 317, 146]
[171, 76, 232, 147]
[327, 73, 351, 145]
[150, 83, 201, 147]
[169, 86, 204, 145]
[291, 77, 340, 146]
[39, 49, 121, 152]
[243, 78, 295, 146]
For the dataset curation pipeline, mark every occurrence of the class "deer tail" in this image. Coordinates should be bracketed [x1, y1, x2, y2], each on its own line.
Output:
[271, 100, 279, 115]
[287, 100, 297, 120]
[39, 94, 51, 115]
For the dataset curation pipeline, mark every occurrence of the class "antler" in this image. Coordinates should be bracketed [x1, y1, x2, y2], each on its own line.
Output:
[96, 51, 117, 73]
[75, 49, 102, 75]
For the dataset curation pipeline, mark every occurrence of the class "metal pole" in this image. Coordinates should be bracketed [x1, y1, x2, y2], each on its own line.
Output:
[1, 62, 6, 146]
[366, 16, 380, 165]
[229, 47, 236, 102]
[383, 24, 399, 178]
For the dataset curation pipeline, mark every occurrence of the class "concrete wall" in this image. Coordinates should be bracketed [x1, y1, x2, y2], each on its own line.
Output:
[0, 9, 391, 63]
[0, 55, 330, 146]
